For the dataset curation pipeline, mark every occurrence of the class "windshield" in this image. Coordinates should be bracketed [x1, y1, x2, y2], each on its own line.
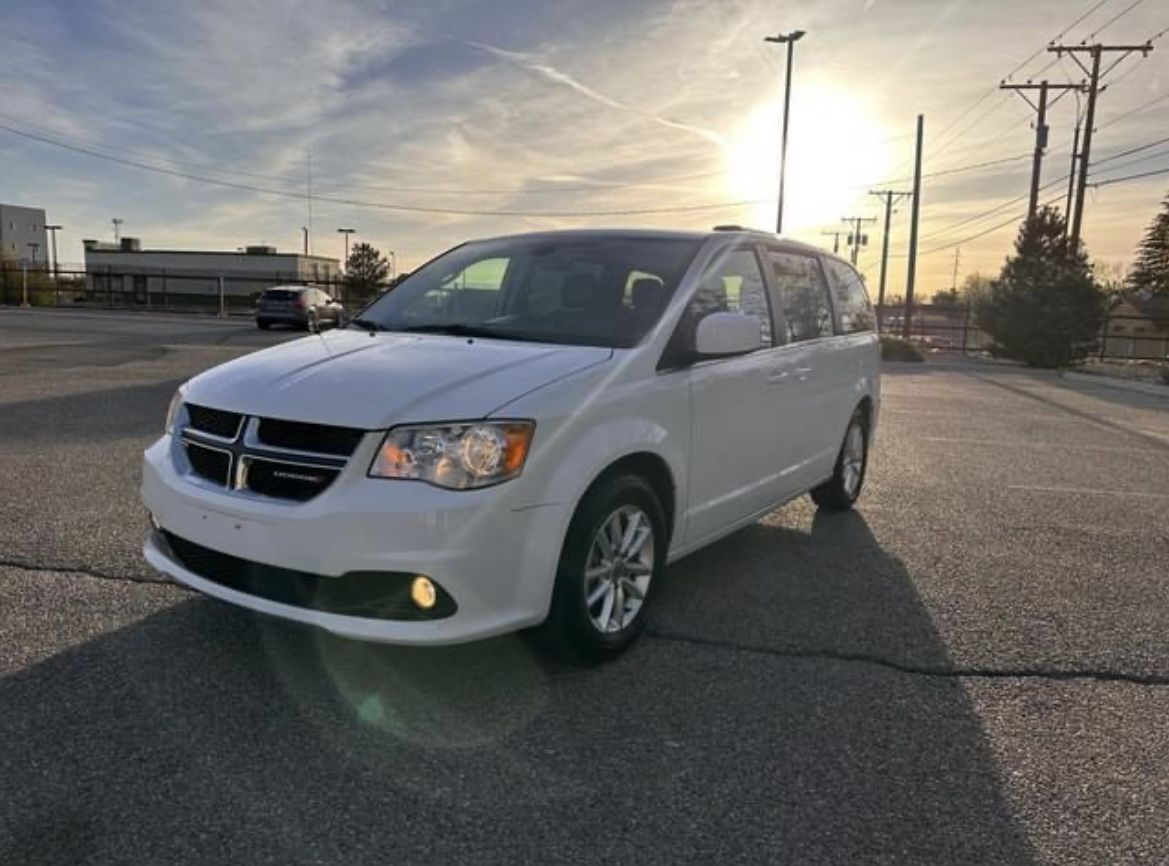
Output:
[355, 235, 702, 348]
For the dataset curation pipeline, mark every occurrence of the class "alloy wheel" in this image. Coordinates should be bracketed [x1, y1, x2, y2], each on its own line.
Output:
[583, 505, 654, 634]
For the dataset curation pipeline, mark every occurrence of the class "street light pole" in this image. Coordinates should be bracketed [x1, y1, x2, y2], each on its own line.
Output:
[764, 29, 806, 235]
[337, 228, 356, 271]
[45, 224, 62, 284]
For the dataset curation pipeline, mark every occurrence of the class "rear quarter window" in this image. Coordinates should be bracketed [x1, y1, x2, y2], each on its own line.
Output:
[823, 259, 876, 334]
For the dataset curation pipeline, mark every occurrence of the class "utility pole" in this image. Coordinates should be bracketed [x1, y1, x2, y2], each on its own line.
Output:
[306, 150, 313, 255]
[112, 218, 123, 244]
[1065, 121, 1081, 230]
[45, 224, 62, 283]
[764, 29, 806, 234]
[868, 189, 912, 316]
[337, 228, 356, 270]
[302, 227, 309, 256]
[841, 215, 877, 266]
[904, 114, 924, 341]
[951, 247, 961, 292]
[998, 80, 1086, 223]
[821, 230, 844, 255]
[1049, 41, 1154, 247]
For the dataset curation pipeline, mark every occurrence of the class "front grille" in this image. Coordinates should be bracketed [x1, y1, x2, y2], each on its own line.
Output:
[184, 441, 231, 486]
[159, 530, 456, 620]
[255, 418, 364, 457]
[186, 404, 243, 439]
[245, 457, 340, 502]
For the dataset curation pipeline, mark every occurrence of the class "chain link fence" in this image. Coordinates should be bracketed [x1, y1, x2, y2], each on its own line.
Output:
[878, 303, 1169, 361]
[0, 265, 394, 316]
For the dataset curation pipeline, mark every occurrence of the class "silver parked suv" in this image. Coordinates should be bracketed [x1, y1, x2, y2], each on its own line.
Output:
[256, 286, 345, 331]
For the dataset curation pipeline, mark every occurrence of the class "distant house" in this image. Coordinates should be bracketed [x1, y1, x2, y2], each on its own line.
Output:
[1105, 294, 1169, 359]
[0, 203, 48, 266]
[82, 239, 339, 304]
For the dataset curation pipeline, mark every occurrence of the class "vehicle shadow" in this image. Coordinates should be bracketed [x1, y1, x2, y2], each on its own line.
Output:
[0, 508, 1038, 865]
[0, 379, 186, 445]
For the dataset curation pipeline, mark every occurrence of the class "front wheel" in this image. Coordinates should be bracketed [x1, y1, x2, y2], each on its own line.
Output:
[811, 410, 869, 512]
[538, 474, 666, 664]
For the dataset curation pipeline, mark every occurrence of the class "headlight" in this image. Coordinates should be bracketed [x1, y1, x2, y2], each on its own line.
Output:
[369, 421, 535, 489]
[164, 388, 185, 435]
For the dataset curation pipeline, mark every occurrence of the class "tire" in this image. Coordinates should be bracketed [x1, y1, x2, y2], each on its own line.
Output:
[811, 409, 869, 512]
[538, 474, 667, 664]
[256, 319, 270, 330]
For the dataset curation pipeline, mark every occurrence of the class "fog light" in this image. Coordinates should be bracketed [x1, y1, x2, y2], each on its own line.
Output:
[411, 576, 437, 610]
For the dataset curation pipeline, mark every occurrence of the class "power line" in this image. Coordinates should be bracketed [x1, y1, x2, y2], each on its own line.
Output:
[0, 119, 768, 218]
[1090, 165, 1169, 186]
[0, 109, 727, 197]
[1098, 90, 1169, 130]
[918, 173, 1070, 243]
[1094, 133, 1169, 164]
[1092, 144, 1169, 174]
[1086, 0, 1146, 41]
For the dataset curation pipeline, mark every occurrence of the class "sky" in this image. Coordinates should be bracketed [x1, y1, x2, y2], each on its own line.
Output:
[1, 0, 1167, 295]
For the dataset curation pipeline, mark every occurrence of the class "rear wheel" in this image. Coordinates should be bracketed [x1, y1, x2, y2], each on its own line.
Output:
[539, 474, 666, 663]
[811, 409, 869, 512]
[256, 319, 270, 330]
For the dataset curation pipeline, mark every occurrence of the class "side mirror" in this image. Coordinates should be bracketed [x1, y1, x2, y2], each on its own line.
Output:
[694, 312, 762, 357]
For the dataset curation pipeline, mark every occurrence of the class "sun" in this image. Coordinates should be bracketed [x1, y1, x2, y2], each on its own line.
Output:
[725, 85, 896, 239]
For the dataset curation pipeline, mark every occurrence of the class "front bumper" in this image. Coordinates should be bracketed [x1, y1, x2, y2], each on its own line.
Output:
[141, 436, 569, 645]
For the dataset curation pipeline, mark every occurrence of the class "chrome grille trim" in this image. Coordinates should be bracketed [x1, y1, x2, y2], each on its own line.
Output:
[177, 410, 358, 501]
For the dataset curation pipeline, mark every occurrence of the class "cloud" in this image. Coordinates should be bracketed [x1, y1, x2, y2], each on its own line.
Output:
[465, 40, 727, 147]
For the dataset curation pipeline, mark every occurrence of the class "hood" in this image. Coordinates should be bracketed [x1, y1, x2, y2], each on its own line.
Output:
[184, 330, 613, 428]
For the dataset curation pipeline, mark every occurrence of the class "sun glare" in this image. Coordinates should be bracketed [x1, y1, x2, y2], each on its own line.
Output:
[725, 85, 895, 239]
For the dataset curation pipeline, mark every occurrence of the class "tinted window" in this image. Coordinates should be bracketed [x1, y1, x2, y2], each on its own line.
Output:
[262, 289, 298, 301]
[358, 236, 701, 348]
[767, 250, 833, 343]
[684, 248, 772, 349]
[824, 259, 876, 334]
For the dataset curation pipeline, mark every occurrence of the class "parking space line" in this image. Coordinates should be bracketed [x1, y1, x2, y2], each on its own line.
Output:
[1007, 484, 1169, 500]
[920, 437, 1165, 455]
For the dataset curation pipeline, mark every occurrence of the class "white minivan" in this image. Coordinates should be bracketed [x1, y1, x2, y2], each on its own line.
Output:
[142, 228, 880, 661]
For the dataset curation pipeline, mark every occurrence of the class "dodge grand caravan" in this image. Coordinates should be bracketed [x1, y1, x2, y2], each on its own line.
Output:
[142, 228, 880, 661]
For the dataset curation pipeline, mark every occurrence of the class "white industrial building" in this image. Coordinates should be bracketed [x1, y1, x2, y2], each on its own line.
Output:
[82, 238, 340, 304]
[0, 203, 49, 266]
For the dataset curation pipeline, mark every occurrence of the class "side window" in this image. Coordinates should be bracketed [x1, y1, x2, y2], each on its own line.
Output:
[442, 257, 509, 291]
[686, 248, 772, 348]
[825, 259, 876, 334]
[421, 256, 511, 322]
[767, 250, 833, 342]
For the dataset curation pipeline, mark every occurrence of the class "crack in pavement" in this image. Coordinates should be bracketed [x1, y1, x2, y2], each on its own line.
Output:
[646, 628, 1169, 687]
[5, 559, 1166, 687]
[0, 557, 169, 586]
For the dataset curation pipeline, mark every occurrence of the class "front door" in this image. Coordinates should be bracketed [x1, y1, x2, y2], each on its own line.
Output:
[683, 246, 793, 545]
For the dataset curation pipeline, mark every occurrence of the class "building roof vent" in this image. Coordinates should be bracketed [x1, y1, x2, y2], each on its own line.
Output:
[120, 237, 141, 251]
[245, 245, 277, 255]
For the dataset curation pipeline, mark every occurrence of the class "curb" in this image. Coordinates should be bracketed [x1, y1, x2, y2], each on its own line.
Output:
[1060, 370, 1169, 399]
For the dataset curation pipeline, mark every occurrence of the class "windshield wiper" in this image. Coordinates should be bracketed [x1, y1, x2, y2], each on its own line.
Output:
[398, 323, 509, 339]
[348, 317, 387, 333]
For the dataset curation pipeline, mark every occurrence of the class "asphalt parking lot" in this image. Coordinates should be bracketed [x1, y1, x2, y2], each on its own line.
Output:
[2, 307, 1168, 866]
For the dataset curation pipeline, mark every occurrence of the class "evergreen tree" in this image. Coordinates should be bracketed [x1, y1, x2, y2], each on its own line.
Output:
[975, 207, 1105, 368]
[1127, 194, 1169, 296]
[343, 242, 391, 304]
